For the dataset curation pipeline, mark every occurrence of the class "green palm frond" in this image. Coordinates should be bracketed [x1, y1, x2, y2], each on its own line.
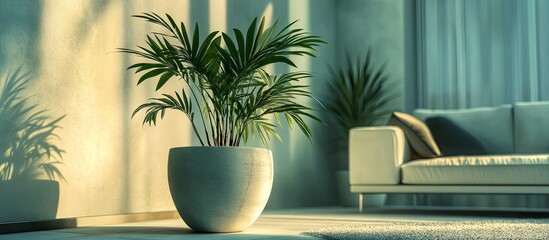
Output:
[122, 13, 325, 146]
[0, 68, 66, 181]
[325, 50, 397, 140]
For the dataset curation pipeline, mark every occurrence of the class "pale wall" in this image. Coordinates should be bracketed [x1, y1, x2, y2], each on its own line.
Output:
[337, 0, 406, 111]
[42, 0, 194, 219]
[1, 0, 192, 221]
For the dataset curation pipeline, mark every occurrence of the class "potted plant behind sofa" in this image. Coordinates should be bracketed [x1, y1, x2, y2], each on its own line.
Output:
[120, 13, 324, 232]
[324, 50, 396, 207]
[0, 68, 66, 222]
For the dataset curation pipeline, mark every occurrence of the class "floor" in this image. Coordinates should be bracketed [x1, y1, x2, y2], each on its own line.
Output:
[1, 207, 548, 240]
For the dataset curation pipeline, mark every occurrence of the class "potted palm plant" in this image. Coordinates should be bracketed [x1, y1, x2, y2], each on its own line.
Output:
[324, 50, 396, 207]
[0, 68, 65, 222]
[120, 13, 324, 232]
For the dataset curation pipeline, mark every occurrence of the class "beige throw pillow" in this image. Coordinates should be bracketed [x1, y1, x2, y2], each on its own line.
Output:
[388, 112, 441, 159]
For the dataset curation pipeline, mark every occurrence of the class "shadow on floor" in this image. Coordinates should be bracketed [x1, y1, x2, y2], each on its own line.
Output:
[59, 226, 193, 235]
[57, 226, 308, 239]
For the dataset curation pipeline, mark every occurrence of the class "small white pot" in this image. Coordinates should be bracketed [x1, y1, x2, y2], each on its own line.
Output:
[168, 147, 273, 233]
[0, 180, 59, 223]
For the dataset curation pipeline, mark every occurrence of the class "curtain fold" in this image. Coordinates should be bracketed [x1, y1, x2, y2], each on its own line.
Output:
[417, 0, 549, 109]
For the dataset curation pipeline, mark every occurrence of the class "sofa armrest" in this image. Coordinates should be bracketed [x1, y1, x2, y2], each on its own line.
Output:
[349, 126, 408, 186]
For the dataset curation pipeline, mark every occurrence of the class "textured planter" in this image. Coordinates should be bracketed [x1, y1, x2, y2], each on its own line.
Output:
[0, 180, 59, 223]
[168, 147, 273, 233]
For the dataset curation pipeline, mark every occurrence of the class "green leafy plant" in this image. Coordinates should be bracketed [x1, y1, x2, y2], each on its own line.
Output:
[325, 50, 396, 144]
[0, 68, 65, 181]
[120, 13, 325, 146]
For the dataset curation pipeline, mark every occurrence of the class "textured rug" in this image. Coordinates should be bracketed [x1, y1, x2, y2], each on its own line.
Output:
[302, 220, 549, 239]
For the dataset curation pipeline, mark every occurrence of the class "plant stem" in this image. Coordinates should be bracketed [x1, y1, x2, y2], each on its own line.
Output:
[216, 112, 221, 146]
[187, 74, 212, 146]
[186, 114, 205, 146]
[223, 108, 229, 146]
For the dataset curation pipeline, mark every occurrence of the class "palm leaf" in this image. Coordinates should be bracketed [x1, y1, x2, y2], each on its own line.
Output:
[122, 13, 325, 146]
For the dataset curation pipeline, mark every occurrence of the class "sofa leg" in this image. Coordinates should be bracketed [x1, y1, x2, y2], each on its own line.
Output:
[359, 193, 364, 213]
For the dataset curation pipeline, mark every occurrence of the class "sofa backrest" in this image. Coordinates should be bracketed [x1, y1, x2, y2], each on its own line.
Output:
[514, 101, 549, 154]
[413, 105, 514, 155]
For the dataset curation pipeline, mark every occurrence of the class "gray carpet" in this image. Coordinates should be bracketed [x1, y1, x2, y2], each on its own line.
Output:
[303, 220, 549, 239]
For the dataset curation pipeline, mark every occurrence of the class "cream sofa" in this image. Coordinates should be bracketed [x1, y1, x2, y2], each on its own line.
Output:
[349, 101, 549, 212]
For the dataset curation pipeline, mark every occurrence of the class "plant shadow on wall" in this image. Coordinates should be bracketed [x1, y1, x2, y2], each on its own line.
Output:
[322, 50, 397, 206]
[0, 68, 66, 223]
[120, 13, 324, 232]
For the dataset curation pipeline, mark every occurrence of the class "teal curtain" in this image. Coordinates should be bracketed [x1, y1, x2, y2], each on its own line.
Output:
[417, 0, 549, 109]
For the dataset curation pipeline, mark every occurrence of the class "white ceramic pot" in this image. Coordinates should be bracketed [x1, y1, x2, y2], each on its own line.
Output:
[168, 147, 273, 233]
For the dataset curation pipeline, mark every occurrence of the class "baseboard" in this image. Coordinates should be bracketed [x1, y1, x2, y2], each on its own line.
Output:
[0, 211, 179, 234]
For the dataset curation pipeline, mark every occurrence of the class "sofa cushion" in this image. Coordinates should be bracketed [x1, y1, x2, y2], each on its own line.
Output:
[514, 101, 549, 154]
[413, 105, 514, 154]
[388, 112, 441, 159]
[426, 117, 489, 156]
[401, 154, 549, 185]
